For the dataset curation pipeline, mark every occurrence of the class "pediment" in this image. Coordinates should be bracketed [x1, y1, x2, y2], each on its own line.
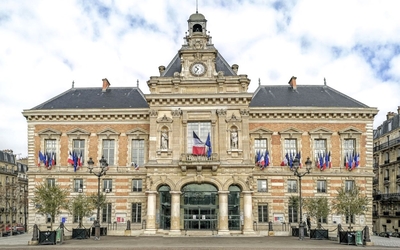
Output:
[38, 128, 62, 136]
[225, 113, 242, 123]
[66, 128, 91, 136]
[98, 128, 120, 137]
[250, 127, 273, 135]
[279, 127, 303, 135]
[126, 128, 148, 135]
[309, 127, 333, 135]
[339, 127, 362, 135]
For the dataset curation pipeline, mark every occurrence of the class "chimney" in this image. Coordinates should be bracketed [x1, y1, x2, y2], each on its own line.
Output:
[386, 111, 395, 120]
[397, 106, 400, 114]
[231, 64, 239, 74]
[102, 78, 110, 92]
[288, 76, 297, 90]
[158, 65, 165, 76]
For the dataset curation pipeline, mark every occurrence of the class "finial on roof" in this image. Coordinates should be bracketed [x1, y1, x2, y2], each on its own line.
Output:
[196, 0, 198, 13]
[72, 81, 74, 88]
[137, 79, 139, 88]
[324, 77, 326, 85]
[258, 78, 261, 86]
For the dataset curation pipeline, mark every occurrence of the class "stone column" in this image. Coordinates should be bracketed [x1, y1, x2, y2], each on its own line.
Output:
[218, 191, 229, 235]
[144, 191, 157, 234]
[242, 191, 255, 234]
[169, 191, 182, 235]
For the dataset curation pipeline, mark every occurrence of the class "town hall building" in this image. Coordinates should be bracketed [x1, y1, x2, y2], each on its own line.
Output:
[23, 11, 378, 236]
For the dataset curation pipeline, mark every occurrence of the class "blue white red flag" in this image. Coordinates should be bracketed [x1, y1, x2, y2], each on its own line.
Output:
[192, 131, 206, 155]
[205, 133, 212, 158]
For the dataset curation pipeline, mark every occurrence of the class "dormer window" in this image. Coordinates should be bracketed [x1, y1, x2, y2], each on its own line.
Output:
[193, 24, 202, 32]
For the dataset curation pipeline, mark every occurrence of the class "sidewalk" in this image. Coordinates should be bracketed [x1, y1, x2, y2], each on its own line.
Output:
[1, 233, 400, 249]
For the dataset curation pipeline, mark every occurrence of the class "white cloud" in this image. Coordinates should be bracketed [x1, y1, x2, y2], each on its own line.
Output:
[0, 0, 399, 157]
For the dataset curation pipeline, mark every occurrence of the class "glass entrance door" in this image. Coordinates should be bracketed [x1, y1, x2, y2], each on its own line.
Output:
[182, 183, 218, 230]
[184, 207, 217, 230]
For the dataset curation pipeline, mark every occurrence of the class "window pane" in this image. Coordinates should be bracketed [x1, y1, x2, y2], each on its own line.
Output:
[132, 203, 142, 223]
[258, 205, 268, 222]
[132, 139, 144, 166]
[288, 180, 297, 193]
[187, 122, 211, 153]
[254, 139, 267, 162]
[102, 140, 115, 165]
[132, 179, 142, 192]
[284, 139, 297, 156]
[314, 139, 327, 159]
[317, 180, 326, 193]
[257, 180, 267, 192]
[103, 179, 112, 192]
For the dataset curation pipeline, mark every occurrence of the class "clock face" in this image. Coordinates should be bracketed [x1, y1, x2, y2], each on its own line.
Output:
[191, 63, 206, 76]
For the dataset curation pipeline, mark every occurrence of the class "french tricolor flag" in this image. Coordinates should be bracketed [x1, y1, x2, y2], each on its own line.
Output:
[192, 131, 206, 155]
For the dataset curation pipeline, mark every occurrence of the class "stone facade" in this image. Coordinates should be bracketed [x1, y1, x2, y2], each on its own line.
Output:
[22, 12, 378, 236]
[373, 108, 400, 234]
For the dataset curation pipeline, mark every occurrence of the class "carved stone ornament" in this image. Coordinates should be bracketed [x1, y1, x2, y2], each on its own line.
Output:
[156, 114, 173, 123]
[226, 113, 241, 122]
[171, 108, 182, 117]
[216, 109, 227, 116]
[149, 110, 158, 117]
[240, 109, 249, 116]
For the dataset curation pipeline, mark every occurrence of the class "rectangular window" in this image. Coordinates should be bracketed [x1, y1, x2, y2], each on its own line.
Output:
[317, 180, 327, 193]
[343, 139, 355, 157]
[132, 179, 142, 192]
[284, 139, 297, 156]
[345, 180, 354, 192]
[257, 180, 267, 192]
[314, 139, 327, 159]
[47, 178, 55, 187]
[131, 203, 142, 223]
[74, 179, 83, 192]
[102, 203, 112, 223]
[131, 139, 145, 166]
[318, 216, 327, 224]
[258, 204, 268, 223]
[72, 139, 85, 157]
[254, 139, 267, 162]
[187, 122, 211, 154]
[288, 180, 297, 193]
[103, 179, 112, 192]
[288, 205, 298, 223]
[102, 139, 115, 165]
[45, 139, 57, 154]
[346, 215, 355, 224]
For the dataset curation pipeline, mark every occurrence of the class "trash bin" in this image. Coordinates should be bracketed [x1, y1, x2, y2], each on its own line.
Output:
[355, 230, 363, 245]
[56, 228, 63, 244]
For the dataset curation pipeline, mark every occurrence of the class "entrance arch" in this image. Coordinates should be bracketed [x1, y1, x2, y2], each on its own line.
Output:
[181, 183, 218, 230]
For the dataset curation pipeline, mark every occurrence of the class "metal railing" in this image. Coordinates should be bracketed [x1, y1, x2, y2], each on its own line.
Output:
[373, 136, 400, 152]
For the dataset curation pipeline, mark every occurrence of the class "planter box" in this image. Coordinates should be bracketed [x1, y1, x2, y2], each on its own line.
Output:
[39, 230, 57, 245]
[72, 228, 90, 239]
[310, 229, 328, 240]
[91, 227, 107, 236]
[339, 231, 356, 245]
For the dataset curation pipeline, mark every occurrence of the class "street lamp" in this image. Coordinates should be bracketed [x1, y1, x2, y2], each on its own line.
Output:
[292, 156, 312, 240]
[87, 156, 108, 240]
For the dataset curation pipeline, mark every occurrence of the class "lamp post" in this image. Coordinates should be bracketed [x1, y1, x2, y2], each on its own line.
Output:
[87, 156, 108, 240]
[291, 157, 312, 240]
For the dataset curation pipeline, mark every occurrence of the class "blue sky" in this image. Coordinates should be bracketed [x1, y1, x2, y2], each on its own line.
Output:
[1, 0, 400, 158]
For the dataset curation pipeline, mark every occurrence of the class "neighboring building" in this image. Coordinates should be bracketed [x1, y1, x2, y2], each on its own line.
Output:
[0, 150, 28, 235]
[23, 12, 378, 236]
[373, 108, 400, 234]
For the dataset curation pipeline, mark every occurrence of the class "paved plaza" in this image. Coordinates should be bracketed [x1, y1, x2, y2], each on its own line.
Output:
[1, 233, 400, 250]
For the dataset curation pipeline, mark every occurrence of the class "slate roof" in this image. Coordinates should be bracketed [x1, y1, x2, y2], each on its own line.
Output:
[162, 51, 236, 77]
[373, 112, 400, 139]
[31, 87, 149, 110]
[250, 85, 369, 108]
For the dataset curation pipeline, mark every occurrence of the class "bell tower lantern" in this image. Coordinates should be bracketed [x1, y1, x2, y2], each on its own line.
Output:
[188, 11, 207, 37]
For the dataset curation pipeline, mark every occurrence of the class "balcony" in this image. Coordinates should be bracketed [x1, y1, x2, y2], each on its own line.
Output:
[374, 136, 400, 152]
[179, 153, 220, 174]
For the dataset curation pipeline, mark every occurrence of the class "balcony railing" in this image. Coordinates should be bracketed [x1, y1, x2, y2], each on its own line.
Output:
[373, 192, 400, 201]
[180, 153, 219, 162]
[373, 136, 400, 152]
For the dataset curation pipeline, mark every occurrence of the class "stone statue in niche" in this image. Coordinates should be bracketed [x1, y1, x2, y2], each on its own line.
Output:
[231, 130, 238, 149]
[161, 130, 168, 150]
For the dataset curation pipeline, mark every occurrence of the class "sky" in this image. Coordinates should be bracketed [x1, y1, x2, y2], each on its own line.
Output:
[1, 0, 400, 158]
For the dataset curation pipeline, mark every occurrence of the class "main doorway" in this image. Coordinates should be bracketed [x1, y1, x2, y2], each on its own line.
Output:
[182, 183, 218, 230]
